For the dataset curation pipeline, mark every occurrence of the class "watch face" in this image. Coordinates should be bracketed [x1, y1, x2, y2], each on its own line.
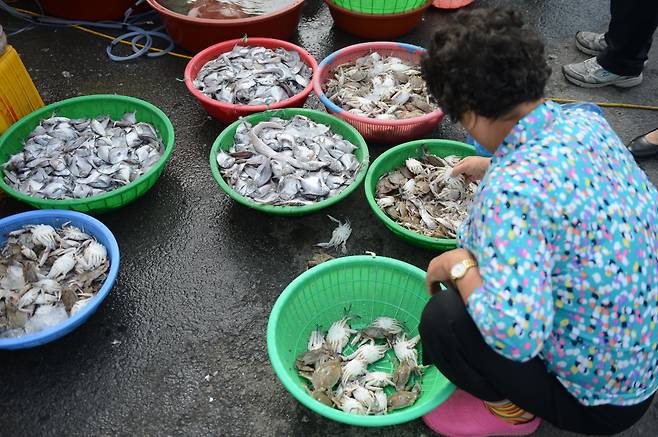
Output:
[451, 263, 466, 278]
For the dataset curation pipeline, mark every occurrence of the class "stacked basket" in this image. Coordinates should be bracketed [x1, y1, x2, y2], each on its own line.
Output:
[325, 0, 433, 39]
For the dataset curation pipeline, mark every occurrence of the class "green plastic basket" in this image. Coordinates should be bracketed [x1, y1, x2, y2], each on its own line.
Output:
[267, 255, 455, 426]
[332, 0, 426, 14]
[365, 139, 475, 251]
[0, 94, 175, 214]
[209, 108, 369, 216]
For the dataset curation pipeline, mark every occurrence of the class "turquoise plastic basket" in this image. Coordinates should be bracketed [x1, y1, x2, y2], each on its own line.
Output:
[267, 255, 455, 426]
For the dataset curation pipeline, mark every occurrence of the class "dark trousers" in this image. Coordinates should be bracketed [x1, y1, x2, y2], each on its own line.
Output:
[598, 0, 658, 76]
[419, 288, 654, 436]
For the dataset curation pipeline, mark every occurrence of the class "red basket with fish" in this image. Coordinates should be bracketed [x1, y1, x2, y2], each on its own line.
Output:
[146, 0, 305, 53]
[184, 37, 318, 125]
[314, 42, 444, 144]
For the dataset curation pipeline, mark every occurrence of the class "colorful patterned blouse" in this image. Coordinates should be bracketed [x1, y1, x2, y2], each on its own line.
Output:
[458, 101, 658, 406]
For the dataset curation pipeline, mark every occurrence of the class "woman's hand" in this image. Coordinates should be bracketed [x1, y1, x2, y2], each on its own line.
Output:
[426, 248, 482, 303]
[451, 156, 491, 182]
[426, 248, 472, 294]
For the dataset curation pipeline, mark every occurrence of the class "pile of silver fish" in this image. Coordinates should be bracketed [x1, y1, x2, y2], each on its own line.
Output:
[217, 116, 361, 205]
[324, 52, 437, 120]
[296, 316, 423, 415]
[2, 113, 164, 200]
[375, 154, 478, 239]
[193, 45, 312, 106]
[0, 223, 109, 338]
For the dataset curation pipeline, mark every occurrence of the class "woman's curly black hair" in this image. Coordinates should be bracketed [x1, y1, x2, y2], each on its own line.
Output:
[421, 7, 551, 121]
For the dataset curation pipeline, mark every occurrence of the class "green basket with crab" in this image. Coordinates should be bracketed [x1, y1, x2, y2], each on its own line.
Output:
[267, 255, 455, 426]
[364, 139, 476, 251]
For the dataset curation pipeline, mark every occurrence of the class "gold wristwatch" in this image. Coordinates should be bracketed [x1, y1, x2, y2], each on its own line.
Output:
[449, 259, 478, 282]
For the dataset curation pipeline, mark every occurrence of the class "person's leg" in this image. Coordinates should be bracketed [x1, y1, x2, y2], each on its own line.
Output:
[563, 0, 658, 88]
[419, 288, 654, 435]
[420, 286, 503, 401]
[598, 0, 658, 76]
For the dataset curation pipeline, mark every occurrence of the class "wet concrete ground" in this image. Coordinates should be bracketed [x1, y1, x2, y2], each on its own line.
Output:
[1, 0, 658, 436]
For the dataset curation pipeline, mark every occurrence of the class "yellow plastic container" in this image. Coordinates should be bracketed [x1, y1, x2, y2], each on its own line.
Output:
[0, 43, 44, 200]
[0, 46, 44, 135]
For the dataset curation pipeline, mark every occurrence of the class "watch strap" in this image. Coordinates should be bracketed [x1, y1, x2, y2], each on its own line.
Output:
[450, 259, 478, 281]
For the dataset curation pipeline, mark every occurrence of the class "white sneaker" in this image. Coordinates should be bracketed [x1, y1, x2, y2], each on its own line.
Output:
[562, 57, 643, 88]
[575, 32, 607, 56]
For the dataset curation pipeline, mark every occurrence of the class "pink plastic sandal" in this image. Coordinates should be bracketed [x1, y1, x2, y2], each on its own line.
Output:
[422, 389, 541, 437]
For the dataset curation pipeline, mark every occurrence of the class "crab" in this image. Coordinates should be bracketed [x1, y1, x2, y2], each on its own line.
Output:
[82, 241, 107, 269]
[336, 395, 367, 415]
[28, 224, 58, 249]
[351, 316, 404, 345]
[341, 358, 368, 385]
[351, 385, 377, 411]
[388, 382, 421, 412]
[360, 371, 395, 390]
[326, 317, 357, 354]
[370, 389, 388, 415]
[392, 334, 420, 366]
[304, 386, 334, 407]
[47, 253, 76, 280]
[392, 357, 425, 391]
[342, 340, 389, 364]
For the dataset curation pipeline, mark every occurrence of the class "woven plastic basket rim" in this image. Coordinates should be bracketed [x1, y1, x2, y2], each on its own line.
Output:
[209, 108, 370, 215]
[184, 37, 319, 114]
[266, 255, 455, 426]
[313, 42, 444, 127]
[364, 139, 476, 248]
[0, 94, 175, 209]
[327, 0, 432, 16]
[146, 0, 305, 25]
[0, 209, 120, 349]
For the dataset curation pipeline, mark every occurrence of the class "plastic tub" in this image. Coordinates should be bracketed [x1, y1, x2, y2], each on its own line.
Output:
[314, 42, 444, 144]
[0, 210, 120, 350]
[185, 38, 318, 125]
[39, 0, 138, 21]
[364, 139, 475, 251]
[0, 94, 175, 215]
[146, 0, 305, 53]
[325, 0, 432, 39]
[209, 108, 369, 216]
[333, 0, 426, 14]
[267, 255, 455, 426]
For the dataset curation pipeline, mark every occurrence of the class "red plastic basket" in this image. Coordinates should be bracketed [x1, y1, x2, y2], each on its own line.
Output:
[184, 37, 318, 125]
[314, 42, 444, 144]
[146, 0, 304, 53]
[324, 0, 432, 39]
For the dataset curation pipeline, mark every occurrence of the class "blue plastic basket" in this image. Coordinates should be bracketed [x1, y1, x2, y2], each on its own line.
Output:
[0, 210, 120, 349]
